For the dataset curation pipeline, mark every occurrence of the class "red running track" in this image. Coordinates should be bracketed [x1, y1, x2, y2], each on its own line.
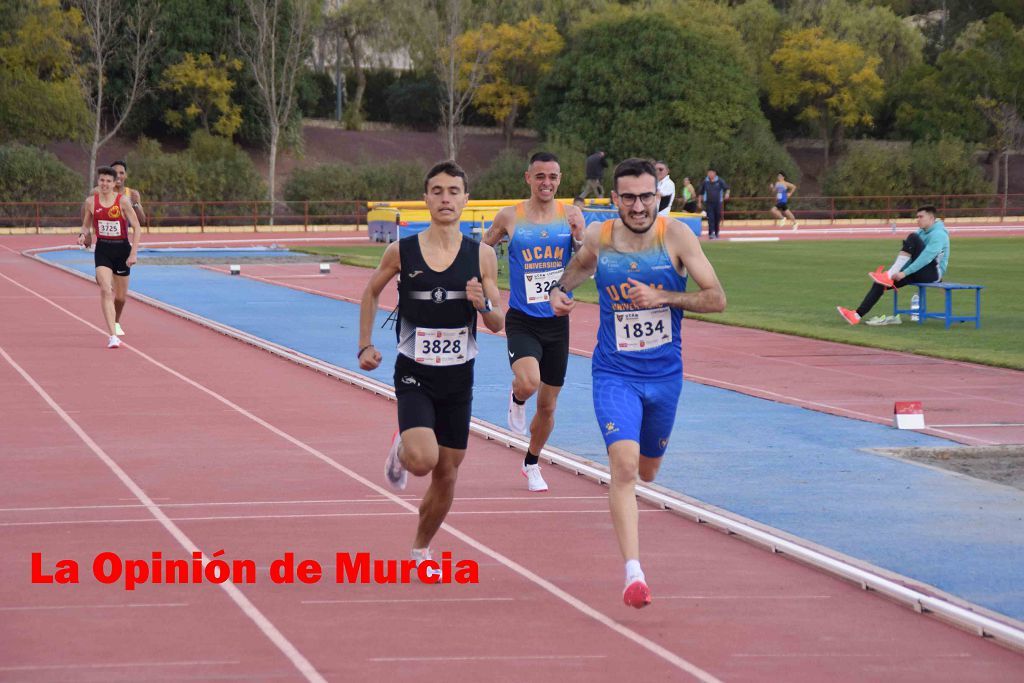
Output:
[2, 239, 1023, 681]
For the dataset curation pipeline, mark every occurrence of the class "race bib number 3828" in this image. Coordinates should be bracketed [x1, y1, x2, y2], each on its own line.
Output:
[414, 327, 469, 366]
[614, 307, 671, 352]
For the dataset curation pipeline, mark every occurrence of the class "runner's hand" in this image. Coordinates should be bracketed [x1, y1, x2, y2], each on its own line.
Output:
[126, 251, 138, 267]
[626, 278, 664, 308]
[466, 276, 485, 310]
[549, 287, 576, 316]
[359, 346, 381, 371]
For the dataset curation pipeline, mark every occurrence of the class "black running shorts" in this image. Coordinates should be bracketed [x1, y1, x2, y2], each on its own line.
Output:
[505, 308, 570, 387]
[95, 239, 132, 276]
[393, 355, 474, 450]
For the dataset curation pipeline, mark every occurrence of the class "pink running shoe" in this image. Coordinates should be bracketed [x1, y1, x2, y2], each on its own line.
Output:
[836, 306, 861, 325]
[869, 266, 895, 289]
[623, 579, 652, 608]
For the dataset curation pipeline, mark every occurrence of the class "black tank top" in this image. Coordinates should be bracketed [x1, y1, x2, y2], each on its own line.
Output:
[396, 233, 481, 366]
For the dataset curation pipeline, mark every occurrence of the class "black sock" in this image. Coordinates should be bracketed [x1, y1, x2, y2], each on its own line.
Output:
[524, 451, 539, 466]
[512, 394, 526, 406]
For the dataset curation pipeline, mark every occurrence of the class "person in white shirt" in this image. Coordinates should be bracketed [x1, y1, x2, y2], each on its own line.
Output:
[655, 161, 676, 217]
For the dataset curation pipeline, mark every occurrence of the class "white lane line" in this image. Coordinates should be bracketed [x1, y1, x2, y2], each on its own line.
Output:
[731, 653, 971, 659]
[0, 603, 187, 611]
[0, 346, 327, 683]
[0, 272, 722, 683]
[0, 660, 240, 672]
[929, 423, 1024, 428]
[303, 597, 515, 605]
[0, 495, 607, 513]
[0, 509, 659, 528]
[659, 595, 831, 600]
[369, 654, 607, 663]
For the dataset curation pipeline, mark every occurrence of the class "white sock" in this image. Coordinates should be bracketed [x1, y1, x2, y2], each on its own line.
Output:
[625, 559, 644, 584]
[887, 255, 910, 277]
[411, 547, 431, 563]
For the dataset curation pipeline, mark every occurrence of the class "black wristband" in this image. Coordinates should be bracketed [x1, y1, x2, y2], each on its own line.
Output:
[552, 282, 568, 294]
[357, 344, 373, 359]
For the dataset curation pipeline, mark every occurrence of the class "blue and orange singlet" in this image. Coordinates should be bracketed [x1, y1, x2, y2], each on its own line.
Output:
[592, 217, 688, 380]
[507, 202, 574, 318]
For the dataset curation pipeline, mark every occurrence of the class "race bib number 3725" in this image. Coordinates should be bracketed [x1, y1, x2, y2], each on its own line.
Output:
[414, 327, 469, 366]
[97, 220, 121, 237]
[614, 307, 671, 352]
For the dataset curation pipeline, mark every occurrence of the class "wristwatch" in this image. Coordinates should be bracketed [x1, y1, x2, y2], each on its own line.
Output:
[477, 298, 493, 313]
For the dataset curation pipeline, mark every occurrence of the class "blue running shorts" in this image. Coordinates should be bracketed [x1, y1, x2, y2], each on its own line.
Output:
[592, 371, 682, 457]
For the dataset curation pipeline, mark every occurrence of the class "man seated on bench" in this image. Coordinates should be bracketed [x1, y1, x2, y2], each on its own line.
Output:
[837, 205, 950, 326]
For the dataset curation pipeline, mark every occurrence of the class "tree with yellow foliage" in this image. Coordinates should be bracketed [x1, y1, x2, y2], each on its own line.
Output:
[161, 53, 244, 138]
[457, 17, 563, 145]
[766, 28, 883, 168]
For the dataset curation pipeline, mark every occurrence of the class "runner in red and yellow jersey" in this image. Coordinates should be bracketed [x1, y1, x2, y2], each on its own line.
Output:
[78, 166, 142, 348]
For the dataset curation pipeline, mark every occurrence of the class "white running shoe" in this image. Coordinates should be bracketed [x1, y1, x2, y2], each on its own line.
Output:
[507, 391, 528, 435]
[412, 547, 441, 581]
[107, 335, 121, 349]
[792, 222, 799, 230]
[384, 431, 407, 491]
[864, 314, 902, 326]
[777, 218, 785, 227]
[114, 322, 124, 336]
[521, 464, 549, 492]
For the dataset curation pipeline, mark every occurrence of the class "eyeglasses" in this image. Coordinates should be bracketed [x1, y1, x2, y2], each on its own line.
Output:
[617, 192, 657, 206]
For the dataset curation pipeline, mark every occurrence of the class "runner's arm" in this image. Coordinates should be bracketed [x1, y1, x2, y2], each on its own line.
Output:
[566, 204, 586, 245]
[130, 189, 147, 226]
[549, 223, 599, 315]
[628, 220, 725, 313]
[358, 242, 401, 369]
[473, 243, 504, 333]
[481, 207, 511, 247]
[78, 198, 93, 247]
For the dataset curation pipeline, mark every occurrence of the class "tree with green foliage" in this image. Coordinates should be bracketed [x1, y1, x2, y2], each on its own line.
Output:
[822, 137, 989, 209]
[322, 0, 401, 130]
[457, 17, 563, 145]
[895, 14, 1024, 190]
[766, 28, 883, 168]
[161, 53, 243, 137]
[237, 0, 319, 208]
[533, 8, 794, 196]
[732, 0, 783, 89]
[0, 144, 83, 207]
[72, 0, 161, 189]
[0, 0, 89, 145]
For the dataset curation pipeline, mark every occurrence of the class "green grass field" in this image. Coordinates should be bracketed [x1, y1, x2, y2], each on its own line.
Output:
[297, 236, 1024, 369]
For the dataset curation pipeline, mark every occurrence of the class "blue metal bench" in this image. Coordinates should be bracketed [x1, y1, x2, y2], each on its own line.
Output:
[893, 282, 984, 329]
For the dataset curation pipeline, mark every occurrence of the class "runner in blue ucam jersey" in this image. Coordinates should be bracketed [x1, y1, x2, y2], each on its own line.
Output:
[769, 171, 798, 229]
[550, 158, 726, 608]
[484, 152, 585, 492]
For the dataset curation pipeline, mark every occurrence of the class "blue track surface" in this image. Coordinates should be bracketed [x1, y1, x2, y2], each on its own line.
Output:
[42, 249, 1024, 621]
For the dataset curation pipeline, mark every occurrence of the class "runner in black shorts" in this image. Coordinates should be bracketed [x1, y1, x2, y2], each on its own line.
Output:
[358, 161, 503, 576]
[483, 152, 584, 491]
[504, 310, 569, 388]
[78, 166, 141, 348]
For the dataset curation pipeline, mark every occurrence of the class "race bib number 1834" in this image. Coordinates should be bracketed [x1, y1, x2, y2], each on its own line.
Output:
[614, 307, 671, 352]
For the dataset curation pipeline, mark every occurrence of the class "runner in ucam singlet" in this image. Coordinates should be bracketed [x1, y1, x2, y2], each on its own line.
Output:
[483, 151, 584, 492]
[549, 158, 726, 608]
[358, 161, 504, 577]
